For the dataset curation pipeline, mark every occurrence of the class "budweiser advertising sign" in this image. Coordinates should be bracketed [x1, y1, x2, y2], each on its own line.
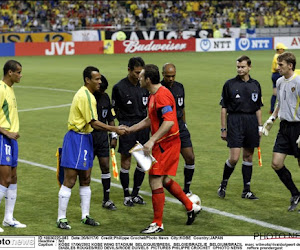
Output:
[114, 39, 195, 54]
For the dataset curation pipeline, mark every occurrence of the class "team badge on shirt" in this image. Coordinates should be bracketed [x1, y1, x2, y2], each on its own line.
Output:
[291, 87, 295, 92]
[252, 93, 258, 102]
[178, 97, 183, 106]
[142, 97, 148, 105]
[102, 109, 108, 118]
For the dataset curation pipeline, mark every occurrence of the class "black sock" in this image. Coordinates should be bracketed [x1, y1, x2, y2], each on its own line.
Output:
[242, 162, 253, 192]
[102, 174, 111, 201]
[275, 166, 299, 196]
[184, 165, 195, 193]
[131, 166, 145, 197]
[120, 168, 130, 197]
[222, 161, 235, 186]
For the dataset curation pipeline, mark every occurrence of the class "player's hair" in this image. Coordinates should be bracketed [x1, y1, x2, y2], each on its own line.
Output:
[128, 57, 145, 70]
[237, 55, 251, 66]
[83, 66, 99, 83]
[144, 64, 160, 85]
[3, 60, 22, 75]
[162, 63, 176, 73]
[277, 52, 296, 71]
[100, 75, 108, 90]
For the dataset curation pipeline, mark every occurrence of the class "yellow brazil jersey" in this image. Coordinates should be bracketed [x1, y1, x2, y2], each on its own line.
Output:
[271, 53, 279, 73]
[67, 86, 98, 134]
[0, 80, 19, 133]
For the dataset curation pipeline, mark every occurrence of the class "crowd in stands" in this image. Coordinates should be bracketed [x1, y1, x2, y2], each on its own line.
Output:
[0, 1, 300, 33]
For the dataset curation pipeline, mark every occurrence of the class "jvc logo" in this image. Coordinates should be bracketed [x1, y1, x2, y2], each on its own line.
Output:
[45, 42, 75, 56]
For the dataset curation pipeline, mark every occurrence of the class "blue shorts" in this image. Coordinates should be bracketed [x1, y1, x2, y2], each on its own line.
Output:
[61, 130, 94, 170]
[0, 135, 18, 167]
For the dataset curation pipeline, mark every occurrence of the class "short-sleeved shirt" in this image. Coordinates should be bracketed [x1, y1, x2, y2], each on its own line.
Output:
[68, 86, 98, 133]
[220, 75, 263, 114]
[161, 80, 184, 121]
[111, 77, 149, 122]
[271, 53, 279, 73]
[93, 91, 114, 124]
[276, 74, 300, 122]
[148, 86, 179, 143]
[0, 80, 19, 133]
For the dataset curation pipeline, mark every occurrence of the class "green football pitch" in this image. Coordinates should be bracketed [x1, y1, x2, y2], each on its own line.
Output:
[1, 50, 300, 236]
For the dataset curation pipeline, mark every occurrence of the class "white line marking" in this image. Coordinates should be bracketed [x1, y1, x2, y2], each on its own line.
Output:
[15, 86, 76, 93]
[18, 158, 300, 234]
[19, 104, 71, 112]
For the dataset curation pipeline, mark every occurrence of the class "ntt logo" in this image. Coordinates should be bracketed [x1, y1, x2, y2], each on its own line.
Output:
[238, 38, 251, 51]
[199, 39, 211, 51]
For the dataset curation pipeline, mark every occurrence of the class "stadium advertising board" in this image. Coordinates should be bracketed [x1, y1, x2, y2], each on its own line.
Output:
[274, 36, 300, 50]
[71, 30, 100, 41]
[196, 38, 235, 52]
[15, 41, 104, 56]
[105, 29, 213, 41]
[114, 39, 195, 54]
[0, 32, 72, 43]
[0, 43, 15, 56]
[236, 38, 273, 51]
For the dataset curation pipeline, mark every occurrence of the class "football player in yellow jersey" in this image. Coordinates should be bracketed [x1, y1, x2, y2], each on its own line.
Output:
[0, 60, 26, 232]
[270, 43, 287, 113]
[57, 66, 125, 230]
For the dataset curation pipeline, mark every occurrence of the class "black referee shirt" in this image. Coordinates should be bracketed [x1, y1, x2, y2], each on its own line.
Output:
[112, 77, 149, 121]
[220, 75, 263, 113]
[161, 80, 184, 120]
[93, 91, 114, 124]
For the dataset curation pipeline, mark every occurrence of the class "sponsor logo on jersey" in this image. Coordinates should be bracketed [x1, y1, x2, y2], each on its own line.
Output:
[127, 100, 132, 104]
[235, 94, 240, 99]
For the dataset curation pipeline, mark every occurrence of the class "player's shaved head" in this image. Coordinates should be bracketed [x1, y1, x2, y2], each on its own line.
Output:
[162, 63, 176, 73]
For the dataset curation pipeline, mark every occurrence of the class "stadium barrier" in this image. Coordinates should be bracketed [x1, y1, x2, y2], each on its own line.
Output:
[0, 32, 72, 43]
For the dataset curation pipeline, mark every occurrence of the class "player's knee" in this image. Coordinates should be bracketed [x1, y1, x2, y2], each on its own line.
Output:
[100, 165, 110, 174]
[271, 161, 283, 171]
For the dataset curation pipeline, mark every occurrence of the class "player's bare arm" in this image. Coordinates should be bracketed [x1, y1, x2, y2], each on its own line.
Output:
[0, 127, 19, 140]
[90, 120, 125, 135]
[220, 107, 227, 141]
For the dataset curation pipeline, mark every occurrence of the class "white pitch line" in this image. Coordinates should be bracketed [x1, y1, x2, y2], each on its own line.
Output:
[19, 104, 71, 112]
[18, 158, 300, 234]
[15, 86, 76, 93]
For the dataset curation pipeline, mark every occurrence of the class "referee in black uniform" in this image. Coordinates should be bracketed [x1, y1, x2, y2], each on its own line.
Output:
[92, 75, 117, 210]
[218, 55, 263, 200]
[161, 63, 195, 195]
[111, 57, 150, 206]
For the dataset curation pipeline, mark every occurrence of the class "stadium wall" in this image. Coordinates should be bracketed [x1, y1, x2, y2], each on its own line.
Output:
[1, 35, 300, 57]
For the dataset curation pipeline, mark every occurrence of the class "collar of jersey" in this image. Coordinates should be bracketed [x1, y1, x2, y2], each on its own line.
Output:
[284, 73, 297, 82]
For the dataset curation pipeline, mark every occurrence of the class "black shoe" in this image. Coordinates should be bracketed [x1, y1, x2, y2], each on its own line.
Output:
[132, 195, 146, 205]
[186, 203, 201, 225]
[217, 185, 226, 198]
[123, 196, 134, 207]
[81, 215, 100, 226]
[102, 200, 117, 210]
[241, 191, 259, 200]
[57, 218, 71, 230]
[288, 195, 300, 211]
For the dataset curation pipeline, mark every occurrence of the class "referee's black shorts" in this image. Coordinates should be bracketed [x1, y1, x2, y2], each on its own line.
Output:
[118, 120, 150, 155]
[178, 120, 192, 148]
[227, 113, 259, 148]
[273, 120, 300, 158]
[92, 131, 109, 158]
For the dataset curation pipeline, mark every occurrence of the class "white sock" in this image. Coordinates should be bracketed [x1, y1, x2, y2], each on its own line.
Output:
[58, 185, 71, 221]
[79, 186, 91, 220]
[4, 184, 17, 222]
[0, 185, 7, 204]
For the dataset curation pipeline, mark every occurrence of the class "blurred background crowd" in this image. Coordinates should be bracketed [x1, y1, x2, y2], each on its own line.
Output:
[0, 0, 300, 33]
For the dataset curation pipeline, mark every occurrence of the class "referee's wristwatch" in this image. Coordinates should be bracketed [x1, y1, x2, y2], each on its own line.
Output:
[221, 128, 227, 132]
